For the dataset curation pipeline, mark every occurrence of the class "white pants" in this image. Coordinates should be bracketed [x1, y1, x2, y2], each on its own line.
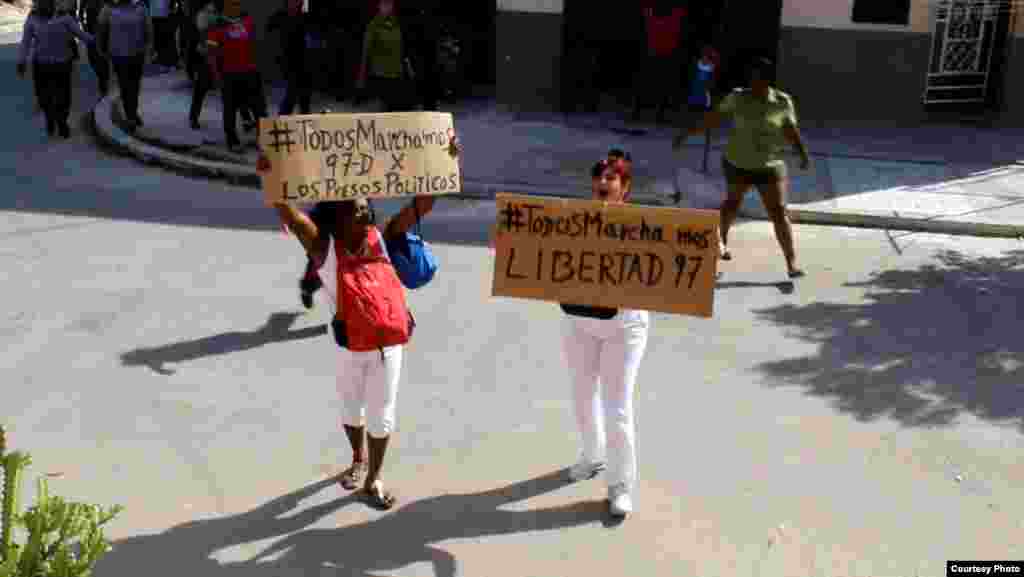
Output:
[562, 310, 649, 491]
[337, 345, 403, 438]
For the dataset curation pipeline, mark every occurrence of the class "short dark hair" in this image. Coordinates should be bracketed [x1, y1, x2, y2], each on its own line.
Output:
[607, 148, 631, 162]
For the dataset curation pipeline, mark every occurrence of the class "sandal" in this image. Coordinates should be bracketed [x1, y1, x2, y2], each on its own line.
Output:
[338, 461, 366, 491]
[362, 480, 396, 510]
[788, 268, 806, 279]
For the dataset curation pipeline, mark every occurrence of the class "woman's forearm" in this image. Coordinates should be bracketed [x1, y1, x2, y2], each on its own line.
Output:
[277, 204, 320, 253]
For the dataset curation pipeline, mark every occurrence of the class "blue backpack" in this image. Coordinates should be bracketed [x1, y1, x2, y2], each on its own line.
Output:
[385, 204, 438, 290]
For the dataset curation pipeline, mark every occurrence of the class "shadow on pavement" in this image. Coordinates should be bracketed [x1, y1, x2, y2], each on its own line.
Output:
[753, 249, 1024, 430]
[716, 279, 795, 295]
[96, 470, 606, 577]
[120, 311, 327, 375]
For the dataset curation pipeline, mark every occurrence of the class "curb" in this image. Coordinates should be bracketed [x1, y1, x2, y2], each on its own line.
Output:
[789, 208, 1024, 239]
[92, 95, 1023, 239]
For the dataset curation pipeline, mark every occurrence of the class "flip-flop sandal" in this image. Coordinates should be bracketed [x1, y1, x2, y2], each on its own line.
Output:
[363, 480, 396, 510]
[338, 462, 366, 491]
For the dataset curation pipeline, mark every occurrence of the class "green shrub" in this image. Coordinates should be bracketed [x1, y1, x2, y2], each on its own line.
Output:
[1, 426, 123, 577]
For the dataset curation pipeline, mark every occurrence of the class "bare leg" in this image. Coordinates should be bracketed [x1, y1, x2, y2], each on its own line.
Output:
[759, 178, 802, 276]
[720, 174, 752, 259]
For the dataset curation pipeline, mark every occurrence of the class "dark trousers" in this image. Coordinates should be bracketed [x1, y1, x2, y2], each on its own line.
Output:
[222, 71, 267, 146]
[152, 17, 178, 66]
[189, 59, 211, 123]
[368, 76, 409, 112]
[112, 55, 145, 124]
[86, 42, 110, 95]
[416, 57, 439, 110]
[280, 68, 313, 115]
[31, 60, 43, 110]
[36, 60, 73, 128]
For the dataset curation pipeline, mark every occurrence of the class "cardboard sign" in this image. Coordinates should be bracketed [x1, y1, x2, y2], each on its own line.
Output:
[492, 194, 720, 317]
[259, 112, 461, 206]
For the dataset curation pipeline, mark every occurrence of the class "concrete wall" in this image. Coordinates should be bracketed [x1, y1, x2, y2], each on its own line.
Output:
[495, 0, 563, 113]
[776, 0, 1024, 125]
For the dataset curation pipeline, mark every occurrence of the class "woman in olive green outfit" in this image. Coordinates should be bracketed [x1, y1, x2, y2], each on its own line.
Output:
[678, 57, 810, 278]
[357, 0, 410, 112]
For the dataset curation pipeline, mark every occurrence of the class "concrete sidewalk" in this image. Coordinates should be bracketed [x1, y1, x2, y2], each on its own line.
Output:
[93, 72, 1024, 238]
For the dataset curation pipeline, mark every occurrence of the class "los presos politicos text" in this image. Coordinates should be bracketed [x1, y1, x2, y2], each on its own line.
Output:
[503, 247, 705, 290]
[279, 172, 460, 201]
[499, 202, 714, 250]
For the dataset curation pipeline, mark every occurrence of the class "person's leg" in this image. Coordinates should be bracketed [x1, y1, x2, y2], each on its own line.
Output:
[598, 315, 648, 514]
[299, 255, 323, 309]
[38, 63, 56, 134]
[298, 69, 313, 115]
[758, 175, 802, 277]
[719, 158, 754, 260]
[562, 316, 605, 477]
[363, 345, 403, 508]
[121, 55, 144, 125]
[57, 60, 73, 136]
[87, 42, 108, 96]
[246, 72, 268, 140]
[279, 70, 297, 116]
[336, 349, 369, 490]
[189, 59, 209, 127]
[221, 73, 241, 148]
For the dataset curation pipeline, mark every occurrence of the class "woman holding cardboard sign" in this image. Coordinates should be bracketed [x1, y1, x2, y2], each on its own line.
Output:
[561, 156, 649, 519]
[259, 139, 459, 511]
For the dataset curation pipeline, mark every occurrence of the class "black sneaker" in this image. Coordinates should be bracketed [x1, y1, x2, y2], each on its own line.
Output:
[300, 289, 314, 310]
[58, 121, 70, 139]
[46, 118, 55, 135]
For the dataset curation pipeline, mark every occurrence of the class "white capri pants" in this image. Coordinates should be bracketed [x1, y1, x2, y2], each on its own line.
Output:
[319, 239, 403, 438]
[562, 310, 649, 491]
[336, 344, 403, 437]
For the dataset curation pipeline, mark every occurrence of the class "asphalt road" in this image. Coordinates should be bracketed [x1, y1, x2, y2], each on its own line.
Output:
[1, 37, 1023, 577]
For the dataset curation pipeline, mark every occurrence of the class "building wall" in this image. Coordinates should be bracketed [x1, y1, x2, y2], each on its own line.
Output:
[779, 0, 1024, 125]
[777, 0, 932, 123]
[495, 0, 563, 113]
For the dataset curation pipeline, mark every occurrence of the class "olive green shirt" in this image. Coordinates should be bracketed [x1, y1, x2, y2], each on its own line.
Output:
[718, 87, 798, 177]
[363, 15, 402, 79]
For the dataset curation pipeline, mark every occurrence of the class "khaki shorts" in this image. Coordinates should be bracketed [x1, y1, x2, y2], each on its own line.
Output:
[722, 157, 787, 188]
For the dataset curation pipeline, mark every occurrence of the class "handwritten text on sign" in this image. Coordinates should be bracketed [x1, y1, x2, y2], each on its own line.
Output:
[259, 112, 461, 205]
[491, 194, 720, 317]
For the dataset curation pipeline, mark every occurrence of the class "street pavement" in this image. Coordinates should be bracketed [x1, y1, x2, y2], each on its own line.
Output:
[2, 20, 1024, 577]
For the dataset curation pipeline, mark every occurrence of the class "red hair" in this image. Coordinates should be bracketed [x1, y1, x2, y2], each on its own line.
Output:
[592, 157, 634, 200]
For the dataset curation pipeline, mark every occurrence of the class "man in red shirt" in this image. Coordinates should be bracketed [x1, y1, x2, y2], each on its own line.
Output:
[635, 0, 688, 124]
[207, 1, 268, 152]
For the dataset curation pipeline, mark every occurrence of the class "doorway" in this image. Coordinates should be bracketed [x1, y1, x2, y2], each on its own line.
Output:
[559, 0, 783, 119]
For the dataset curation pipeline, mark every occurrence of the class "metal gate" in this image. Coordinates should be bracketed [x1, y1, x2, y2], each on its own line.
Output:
[923, 0, 1003, 105]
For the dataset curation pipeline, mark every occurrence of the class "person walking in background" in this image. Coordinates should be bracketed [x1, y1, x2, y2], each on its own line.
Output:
[79, 0, 111, 97]
[17, 0, 96, 138]
[636, 0, 688, 124]
[405, 0, 439, 111]
[679, 57, 810, 279]
[206, 0, 267, 152]
[357, 0, 411, 112]
[98, 0, 152, 133]
[672, 43, 719, 189]
[187, 0, 215, 128]
[266, 0, 313, 116]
